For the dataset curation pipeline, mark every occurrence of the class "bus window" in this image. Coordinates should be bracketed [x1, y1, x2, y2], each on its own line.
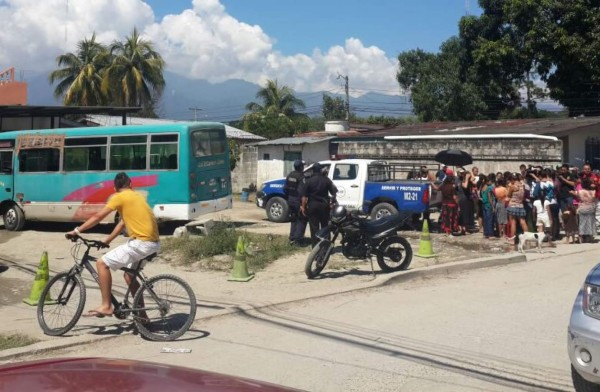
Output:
[0, 151, 12, 173]
[19, 149, 60, 172]
[150, 134, 178, 170]
[192, 130, 226, 157]
[110, 135, 147, 171]
[64, 137, 107, 172]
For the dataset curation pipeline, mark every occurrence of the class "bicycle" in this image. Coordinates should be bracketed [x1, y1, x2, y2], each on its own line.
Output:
[37, 235, 197, 341]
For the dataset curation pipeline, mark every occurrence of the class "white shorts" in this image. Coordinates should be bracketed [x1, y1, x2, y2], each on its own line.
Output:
[536, 216, 550, 228]
[102, 239, 160, 270]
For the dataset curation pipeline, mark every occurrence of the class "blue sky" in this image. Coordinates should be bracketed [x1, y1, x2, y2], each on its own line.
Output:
[148, 0, 481, 57]
[2, 0, 481, 95]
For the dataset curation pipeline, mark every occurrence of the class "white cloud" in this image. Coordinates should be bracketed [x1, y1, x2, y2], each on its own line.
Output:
[0, 0, 398, 95]
[0, 0, 153, 73]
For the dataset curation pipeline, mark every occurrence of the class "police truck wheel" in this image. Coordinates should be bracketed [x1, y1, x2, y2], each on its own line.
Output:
[3, 203, 25, 231]
[266, 197, 289, 223]
[370, 202, 398, 220]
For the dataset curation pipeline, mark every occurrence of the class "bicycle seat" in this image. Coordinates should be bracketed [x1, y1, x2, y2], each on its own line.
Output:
[145, 253, 158, 262]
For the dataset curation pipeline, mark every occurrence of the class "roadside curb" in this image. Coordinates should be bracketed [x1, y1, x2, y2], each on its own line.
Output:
[0, 334, 121, 362]
[0, 251, 532, 362]
[382, 253, 527, 286]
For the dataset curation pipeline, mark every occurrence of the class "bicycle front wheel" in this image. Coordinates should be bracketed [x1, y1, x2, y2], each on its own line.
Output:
[132, 274, 197, 341]
[37, 272, 86, 336]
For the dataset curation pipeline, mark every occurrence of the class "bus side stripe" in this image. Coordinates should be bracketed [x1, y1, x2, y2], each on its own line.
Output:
[63, 175, 158, 202]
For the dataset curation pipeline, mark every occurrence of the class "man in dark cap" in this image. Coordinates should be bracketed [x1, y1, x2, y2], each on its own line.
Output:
[284, 159, 307, 246]
[300, 162, 338, 246]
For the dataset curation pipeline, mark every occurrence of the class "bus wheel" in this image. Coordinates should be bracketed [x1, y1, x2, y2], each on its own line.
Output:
[266, 197, 289, 223]
[3, 204, 25, 231]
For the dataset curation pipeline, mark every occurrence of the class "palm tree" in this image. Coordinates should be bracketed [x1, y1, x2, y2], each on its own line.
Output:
[102, 28, 165, 108]
[245, 79, 306, 117]
[49, 33, 109, 106]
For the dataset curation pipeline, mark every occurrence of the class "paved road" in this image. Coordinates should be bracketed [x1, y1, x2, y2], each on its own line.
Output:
[17, 249, 594, 391]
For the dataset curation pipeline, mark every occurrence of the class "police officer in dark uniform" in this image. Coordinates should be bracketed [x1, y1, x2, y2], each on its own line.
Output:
[300, 162, 338, 246]
[284, 159, 307, 246]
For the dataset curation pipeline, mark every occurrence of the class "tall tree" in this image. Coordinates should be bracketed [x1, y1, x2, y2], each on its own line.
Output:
[459, 1, 546, 118]
[243, 79, 307, 139]
[537, 1, 600, 116]
[460, 0, 600, 117]
[322, 94, 347, 120]
[397, 38, 486, 121]
[102, 28, 165, 110]
[49, 33, 109, 106]
[245, 79, 305, 118]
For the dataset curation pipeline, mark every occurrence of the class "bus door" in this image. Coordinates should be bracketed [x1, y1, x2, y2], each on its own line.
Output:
[0, 149, 14, 200]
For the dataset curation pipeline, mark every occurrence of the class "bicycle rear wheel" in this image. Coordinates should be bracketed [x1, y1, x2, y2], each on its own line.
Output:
[132, 274, 197, 341]
[37, 272, 86, 336]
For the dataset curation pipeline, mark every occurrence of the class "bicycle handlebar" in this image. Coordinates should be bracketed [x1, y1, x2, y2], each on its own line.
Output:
[65, 233, 109, 250]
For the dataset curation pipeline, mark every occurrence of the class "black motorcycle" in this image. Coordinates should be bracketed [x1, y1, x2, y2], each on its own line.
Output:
[305, 205, 413, 279]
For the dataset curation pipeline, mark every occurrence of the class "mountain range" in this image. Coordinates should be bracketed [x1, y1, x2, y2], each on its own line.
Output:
[24, 70, 414, 123]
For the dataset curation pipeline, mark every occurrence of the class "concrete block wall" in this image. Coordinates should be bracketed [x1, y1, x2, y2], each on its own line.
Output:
[335, 138, 563, 175]
[232, 145, 258, 193]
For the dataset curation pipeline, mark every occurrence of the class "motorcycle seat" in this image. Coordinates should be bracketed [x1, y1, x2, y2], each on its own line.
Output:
[359, 213, 407, 234]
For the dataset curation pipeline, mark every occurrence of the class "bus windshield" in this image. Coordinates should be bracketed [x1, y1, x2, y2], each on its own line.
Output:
[191, 130, 227, 157]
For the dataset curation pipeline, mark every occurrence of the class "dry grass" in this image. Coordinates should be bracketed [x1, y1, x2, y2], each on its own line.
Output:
[161, 221, 302, 271]
[0, 334, 39, 351]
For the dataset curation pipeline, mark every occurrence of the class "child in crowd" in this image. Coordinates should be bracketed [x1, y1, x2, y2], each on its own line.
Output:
[533, 192, 554, 247]
[562, 205, 580, 244]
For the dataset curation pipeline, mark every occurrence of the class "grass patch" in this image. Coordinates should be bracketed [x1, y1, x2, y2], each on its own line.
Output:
[0, 334, 39, 351]
[161, 221, 301, 271]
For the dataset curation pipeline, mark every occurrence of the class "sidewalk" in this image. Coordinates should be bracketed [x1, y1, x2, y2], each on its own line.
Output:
[4, 235, 595, 362]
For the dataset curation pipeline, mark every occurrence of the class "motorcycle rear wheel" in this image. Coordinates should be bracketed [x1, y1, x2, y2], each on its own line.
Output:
[305, 240, 332, 279]
[376, 236, 412, 272]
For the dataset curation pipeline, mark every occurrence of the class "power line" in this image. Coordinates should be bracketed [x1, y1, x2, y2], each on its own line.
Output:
[188, 106, 202, 121]
[337, 73, 350, 121]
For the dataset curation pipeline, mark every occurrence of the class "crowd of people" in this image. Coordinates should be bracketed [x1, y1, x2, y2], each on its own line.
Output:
[430, 163, 599, 245]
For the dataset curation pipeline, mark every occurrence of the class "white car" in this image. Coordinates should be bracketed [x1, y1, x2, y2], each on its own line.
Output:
[568, 263, 600, 391]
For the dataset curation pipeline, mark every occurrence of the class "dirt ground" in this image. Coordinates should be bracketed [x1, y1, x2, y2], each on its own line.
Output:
[0, 197, 514, 306]
[0, 196, 535, 348]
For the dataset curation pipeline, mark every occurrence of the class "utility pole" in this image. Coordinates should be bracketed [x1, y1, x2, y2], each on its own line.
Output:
[188, 106, 202, 121]
[337, 73, 350, 121]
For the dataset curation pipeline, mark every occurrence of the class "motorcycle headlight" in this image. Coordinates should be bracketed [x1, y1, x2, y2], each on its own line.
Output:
[583, 284, 600, 319]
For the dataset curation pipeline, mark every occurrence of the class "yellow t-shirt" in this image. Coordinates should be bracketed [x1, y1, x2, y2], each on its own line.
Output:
[106, 189, 159, 242]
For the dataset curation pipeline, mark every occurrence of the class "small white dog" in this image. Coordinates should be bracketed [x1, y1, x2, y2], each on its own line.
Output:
[508, 232, 546, 253]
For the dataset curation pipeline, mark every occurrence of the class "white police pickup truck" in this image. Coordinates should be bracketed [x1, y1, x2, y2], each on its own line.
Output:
[255, 159, 441, 222]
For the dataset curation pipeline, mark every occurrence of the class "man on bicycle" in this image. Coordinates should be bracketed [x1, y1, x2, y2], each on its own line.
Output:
[67, 172, 160, 318]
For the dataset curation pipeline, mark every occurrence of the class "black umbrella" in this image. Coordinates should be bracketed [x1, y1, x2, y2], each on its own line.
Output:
[434, 149, 473, 167]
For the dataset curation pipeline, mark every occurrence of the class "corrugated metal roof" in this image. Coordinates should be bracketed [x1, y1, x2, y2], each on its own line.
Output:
[252, 136, 335, 146]
[85, 115, 266, 140]
[295, 117, 600, 140]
